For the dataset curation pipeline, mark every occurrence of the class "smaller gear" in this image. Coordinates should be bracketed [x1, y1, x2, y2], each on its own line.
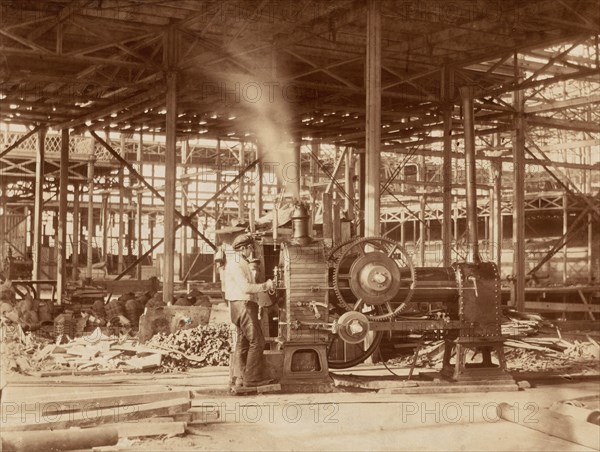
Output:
[336, 311, 370, 344]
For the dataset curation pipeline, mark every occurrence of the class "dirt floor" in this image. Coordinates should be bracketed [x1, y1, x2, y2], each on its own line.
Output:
[2, 366, 599, 452]
[117, 378, 600, 451]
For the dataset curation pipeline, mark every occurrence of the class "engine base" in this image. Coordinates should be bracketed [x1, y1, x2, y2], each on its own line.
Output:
[441, 339, 513, 382]
[278, 343, 333, 386]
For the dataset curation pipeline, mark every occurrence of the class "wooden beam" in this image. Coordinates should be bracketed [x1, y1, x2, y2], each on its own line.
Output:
[344, 146, 354, 221]
[0, 46, 150, 68]
[325, 147, 349, 195]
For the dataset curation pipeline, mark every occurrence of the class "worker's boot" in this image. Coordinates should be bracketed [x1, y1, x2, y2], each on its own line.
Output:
[243, 378, 274, 388]
[229, 377, 243, 394]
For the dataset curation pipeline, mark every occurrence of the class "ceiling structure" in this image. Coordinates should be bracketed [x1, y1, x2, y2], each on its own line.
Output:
[0, 0, 599, 151]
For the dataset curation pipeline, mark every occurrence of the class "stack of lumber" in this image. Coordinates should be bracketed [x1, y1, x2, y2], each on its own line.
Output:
[0, 388, 218, 451]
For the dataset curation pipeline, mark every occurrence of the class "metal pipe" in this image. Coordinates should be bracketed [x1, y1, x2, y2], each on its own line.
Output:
[364, 0, 381, 237]
[441, 66, 454, 267]
[86, 156, 95, 282]
[163, 68, 177, 304]
[72, 183, 80, 279]
[460, 86, 481, 264]
[57, 128, 69, 304]
[32, 128, 46, 281]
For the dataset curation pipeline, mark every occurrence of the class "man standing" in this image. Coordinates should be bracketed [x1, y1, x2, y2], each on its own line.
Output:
[224, 233, 273, 388]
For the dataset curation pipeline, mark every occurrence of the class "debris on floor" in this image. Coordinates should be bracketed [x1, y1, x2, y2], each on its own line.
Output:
[0, 322, 232, 378]
[501, 308, 545, 337]
[385, 336, 600, 375]
[145, 323, 233, 371]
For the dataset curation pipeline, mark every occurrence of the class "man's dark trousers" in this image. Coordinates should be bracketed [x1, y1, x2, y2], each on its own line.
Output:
[229, 300, 265, 384]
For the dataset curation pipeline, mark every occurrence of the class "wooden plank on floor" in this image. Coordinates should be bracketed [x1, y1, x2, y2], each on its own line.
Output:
[2, 390, 190, 415]
[104, 421, 187, 438]
[378, 383, 519, 394]
[2, 398, 191, 432]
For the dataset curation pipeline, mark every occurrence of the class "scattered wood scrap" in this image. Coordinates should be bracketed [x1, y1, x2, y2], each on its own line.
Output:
[1, 388, 209, 439]
[504, 336, 600, 374]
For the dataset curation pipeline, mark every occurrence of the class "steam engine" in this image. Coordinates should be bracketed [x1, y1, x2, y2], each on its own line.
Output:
[260, 91, 512, 388]
[262, 204, 510, 386]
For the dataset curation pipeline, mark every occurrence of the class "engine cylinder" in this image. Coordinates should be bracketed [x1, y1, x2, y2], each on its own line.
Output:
[409, 267, 460, 304]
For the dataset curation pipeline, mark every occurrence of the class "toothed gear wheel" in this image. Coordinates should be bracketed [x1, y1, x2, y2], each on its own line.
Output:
[328, 236, 416, 321]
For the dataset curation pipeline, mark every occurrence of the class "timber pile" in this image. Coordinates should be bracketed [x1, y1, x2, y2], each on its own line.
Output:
[1, 388, 218, 451]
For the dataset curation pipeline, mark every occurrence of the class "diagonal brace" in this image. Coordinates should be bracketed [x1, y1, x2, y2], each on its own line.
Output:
[90, 130, 216, 250]
[113, 158, 261, 280]
[527, 206, 591, 276]
[0, 126, 42, 159]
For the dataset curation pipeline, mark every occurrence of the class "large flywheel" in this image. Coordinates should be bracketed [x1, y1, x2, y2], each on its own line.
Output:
[329, 237, 416, 321]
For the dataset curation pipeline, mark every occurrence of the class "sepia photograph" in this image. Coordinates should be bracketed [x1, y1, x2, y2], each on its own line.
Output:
[0, 1, 599, 450]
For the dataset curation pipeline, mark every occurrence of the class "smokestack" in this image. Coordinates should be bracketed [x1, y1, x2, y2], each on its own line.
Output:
[290, 202, 311, 245]
[460, 86, 481, 264]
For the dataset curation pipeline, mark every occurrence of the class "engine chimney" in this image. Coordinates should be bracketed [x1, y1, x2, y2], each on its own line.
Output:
[290, 202, 311, 245]
[460, 86, 481, 264]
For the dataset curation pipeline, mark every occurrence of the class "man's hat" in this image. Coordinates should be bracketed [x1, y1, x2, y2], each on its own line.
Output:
[232, 233, 254, 250]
